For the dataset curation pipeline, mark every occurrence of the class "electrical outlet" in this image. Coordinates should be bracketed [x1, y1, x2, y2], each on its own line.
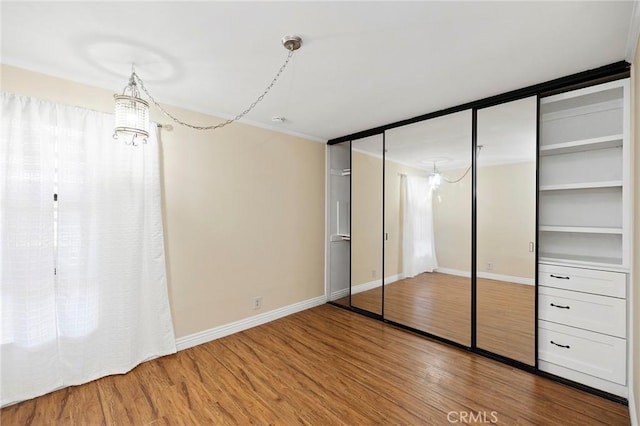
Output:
[372, 270, 376, 278]
[253, 297, 262, 310]
[486, 262, 493, 271]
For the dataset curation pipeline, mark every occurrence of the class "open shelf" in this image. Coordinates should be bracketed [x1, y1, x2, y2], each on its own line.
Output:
[539, 134, 622, 156]
[539, 253, 624, 272]
[539, 226, 622, 235]
[541, 81, 622, 107]
[537, 79, 629, 395]
[539, 181, 622, 191]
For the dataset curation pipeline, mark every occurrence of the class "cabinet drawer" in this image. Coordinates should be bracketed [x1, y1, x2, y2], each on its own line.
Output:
[538, 264, 626, 298]
[539, 287, 626, 338]
[538, 320, 626, 385]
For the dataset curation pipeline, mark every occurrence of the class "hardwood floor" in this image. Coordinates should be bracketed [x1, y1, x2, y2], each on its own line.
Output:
[341, 272, 535, 364]
[384, 272, 471, 345]
[349, 286, 383, 315]
[477, 278, 535, 365]
[1, 305, 629, 425]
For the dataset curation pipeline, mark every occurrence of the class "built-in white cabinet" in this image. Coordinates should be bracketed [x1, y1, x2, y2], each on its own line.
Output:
[538, 78, 630, 398]
[327, 67, 632, 403]
[539, 79, 630, 269]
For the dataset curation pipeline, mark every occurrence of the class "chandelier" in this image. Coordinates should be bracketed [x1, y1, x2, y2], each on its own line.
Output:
[428, 163, 442, 190]
[113, 35, 303, 146]
[428, 145, 482, 190]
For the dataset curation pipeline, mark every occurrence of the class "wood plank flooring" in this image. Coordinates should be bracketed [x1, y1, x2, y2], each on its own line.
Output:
[384, 272, 472, 346]
[476, 278, 535, 365]
[342, 272, 535, 364]
[0, 304, 629, 425]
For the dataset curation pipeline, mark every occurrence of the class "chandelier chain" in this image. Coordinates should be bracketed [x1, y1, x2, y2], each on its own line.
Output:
[132, 49, 295, 131]
[438, 145, 481, 184]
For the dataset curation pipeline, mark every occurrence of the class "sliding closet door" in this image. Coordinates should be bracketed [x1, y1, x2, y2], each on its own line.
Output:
[476, 97, 537, 365]
[351, 134, 384, 315]
[384, 111, 472, 345]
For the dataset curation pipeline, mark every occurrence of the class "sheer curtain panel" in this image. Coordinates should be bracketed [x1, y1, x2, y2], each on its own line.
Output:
[402, 176, 438, 278]
[0, 93, 176, 406]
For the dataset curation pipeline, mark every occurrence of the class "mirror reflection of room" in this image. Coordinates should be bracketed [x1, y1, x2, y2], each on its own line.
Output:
[350, 134, 384, 315]
[476, 97, 537, 365]
[383, 110, 472, 345]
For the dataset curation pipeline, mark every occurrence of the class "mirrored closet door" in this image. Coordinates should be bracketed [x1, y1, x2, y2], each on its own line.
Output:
[351, 134, 384, 315]
[476, 97, 537, 365]
[384, 111, 472, 345]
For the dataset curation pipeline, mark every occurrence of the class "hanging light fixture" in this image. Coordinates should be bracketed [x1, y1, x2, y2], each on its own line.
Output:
[428, 162, 442, 190]
[427, 145, 483, 190]
[114, 71, 150, 145]
[113, 35, 303, 146]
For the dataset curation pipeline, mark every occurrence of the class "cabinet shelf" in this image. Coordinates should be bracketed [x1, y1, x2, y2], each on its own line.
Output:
[539, 134, 622, 156]
[539, 181, 622, 191]
[537, 79, 629, 396]
[539, 226, 622, 235]
[539, 253, 625, 271]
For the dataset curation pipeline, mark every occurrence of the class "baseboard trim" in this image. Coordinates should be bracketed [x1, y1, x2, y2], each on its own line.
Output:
[435, 268, 471, 278]
[477, 271, 535, 286]
[175, 295, 327, 351]
[330, 288, 349, 301]
[351, 274, 400, 294]
[435, 268, 534, 285]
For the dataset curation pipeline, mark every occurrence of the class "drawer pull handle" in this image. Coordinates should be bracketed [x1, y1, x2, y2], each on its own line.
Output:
[550, 303, 570, 309]
[550, 274, 570, 280]
[551, 341, 570, 349]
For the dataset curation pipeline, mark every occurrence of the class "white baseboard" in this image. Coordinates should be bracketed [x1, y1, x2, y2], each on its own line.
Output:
[351, 278, 382, 294]
[477, 271, 535, 286]
[435, 268, 534, 286]
[435, 268, 471, 278]
[351, 274, 400, 294]
[630, 385, 638, 426]
[175, 295, 327, 351]
[330, 287, 349, 301]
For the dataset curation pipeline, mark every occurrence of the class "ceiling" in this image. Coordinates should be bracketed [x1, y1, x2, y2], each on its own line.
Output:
[352, 96, 537, 171]
[2, 1, 639, 142]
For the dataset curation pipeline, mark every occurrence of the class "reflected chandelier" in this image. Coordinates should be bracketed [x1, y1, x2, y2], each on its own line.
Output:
[428, 145, 483, 190]
[113, 35, 303, 146]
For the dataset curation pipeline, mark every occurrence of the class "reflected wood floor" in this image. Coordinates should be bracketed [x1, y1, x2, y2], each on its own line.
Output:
[476, 278, 536, 365]
[384, 272, 471, 346]
[342, 272, 535, 364]
[1, 305, 629, 425]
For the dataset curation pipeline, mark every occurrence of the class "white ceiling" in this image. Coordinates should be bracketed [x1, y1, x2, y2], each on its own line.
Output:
[2, 1, 639, 142]
[352, 96, 537, 171]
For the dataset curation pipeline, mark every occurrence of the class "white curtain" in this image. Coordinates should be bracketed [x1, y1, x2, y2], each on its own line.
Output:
[402, 176, 438, 278]
[1, 93, 176, 406]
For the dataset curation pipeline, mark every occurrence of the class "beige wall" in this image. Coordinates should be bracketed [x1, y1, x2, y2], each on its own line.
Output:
[633, 36, 640, 424]
[433, 160, 536, 279]
[477, 161, 536, 279]
[433, 167, 472, 273]
[390, 160, 535, 280]
[353, 150, 470, 281]
[351, 150, 383, 286]
[0, 64, 326, 338]
[352, 154, 534, 281]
